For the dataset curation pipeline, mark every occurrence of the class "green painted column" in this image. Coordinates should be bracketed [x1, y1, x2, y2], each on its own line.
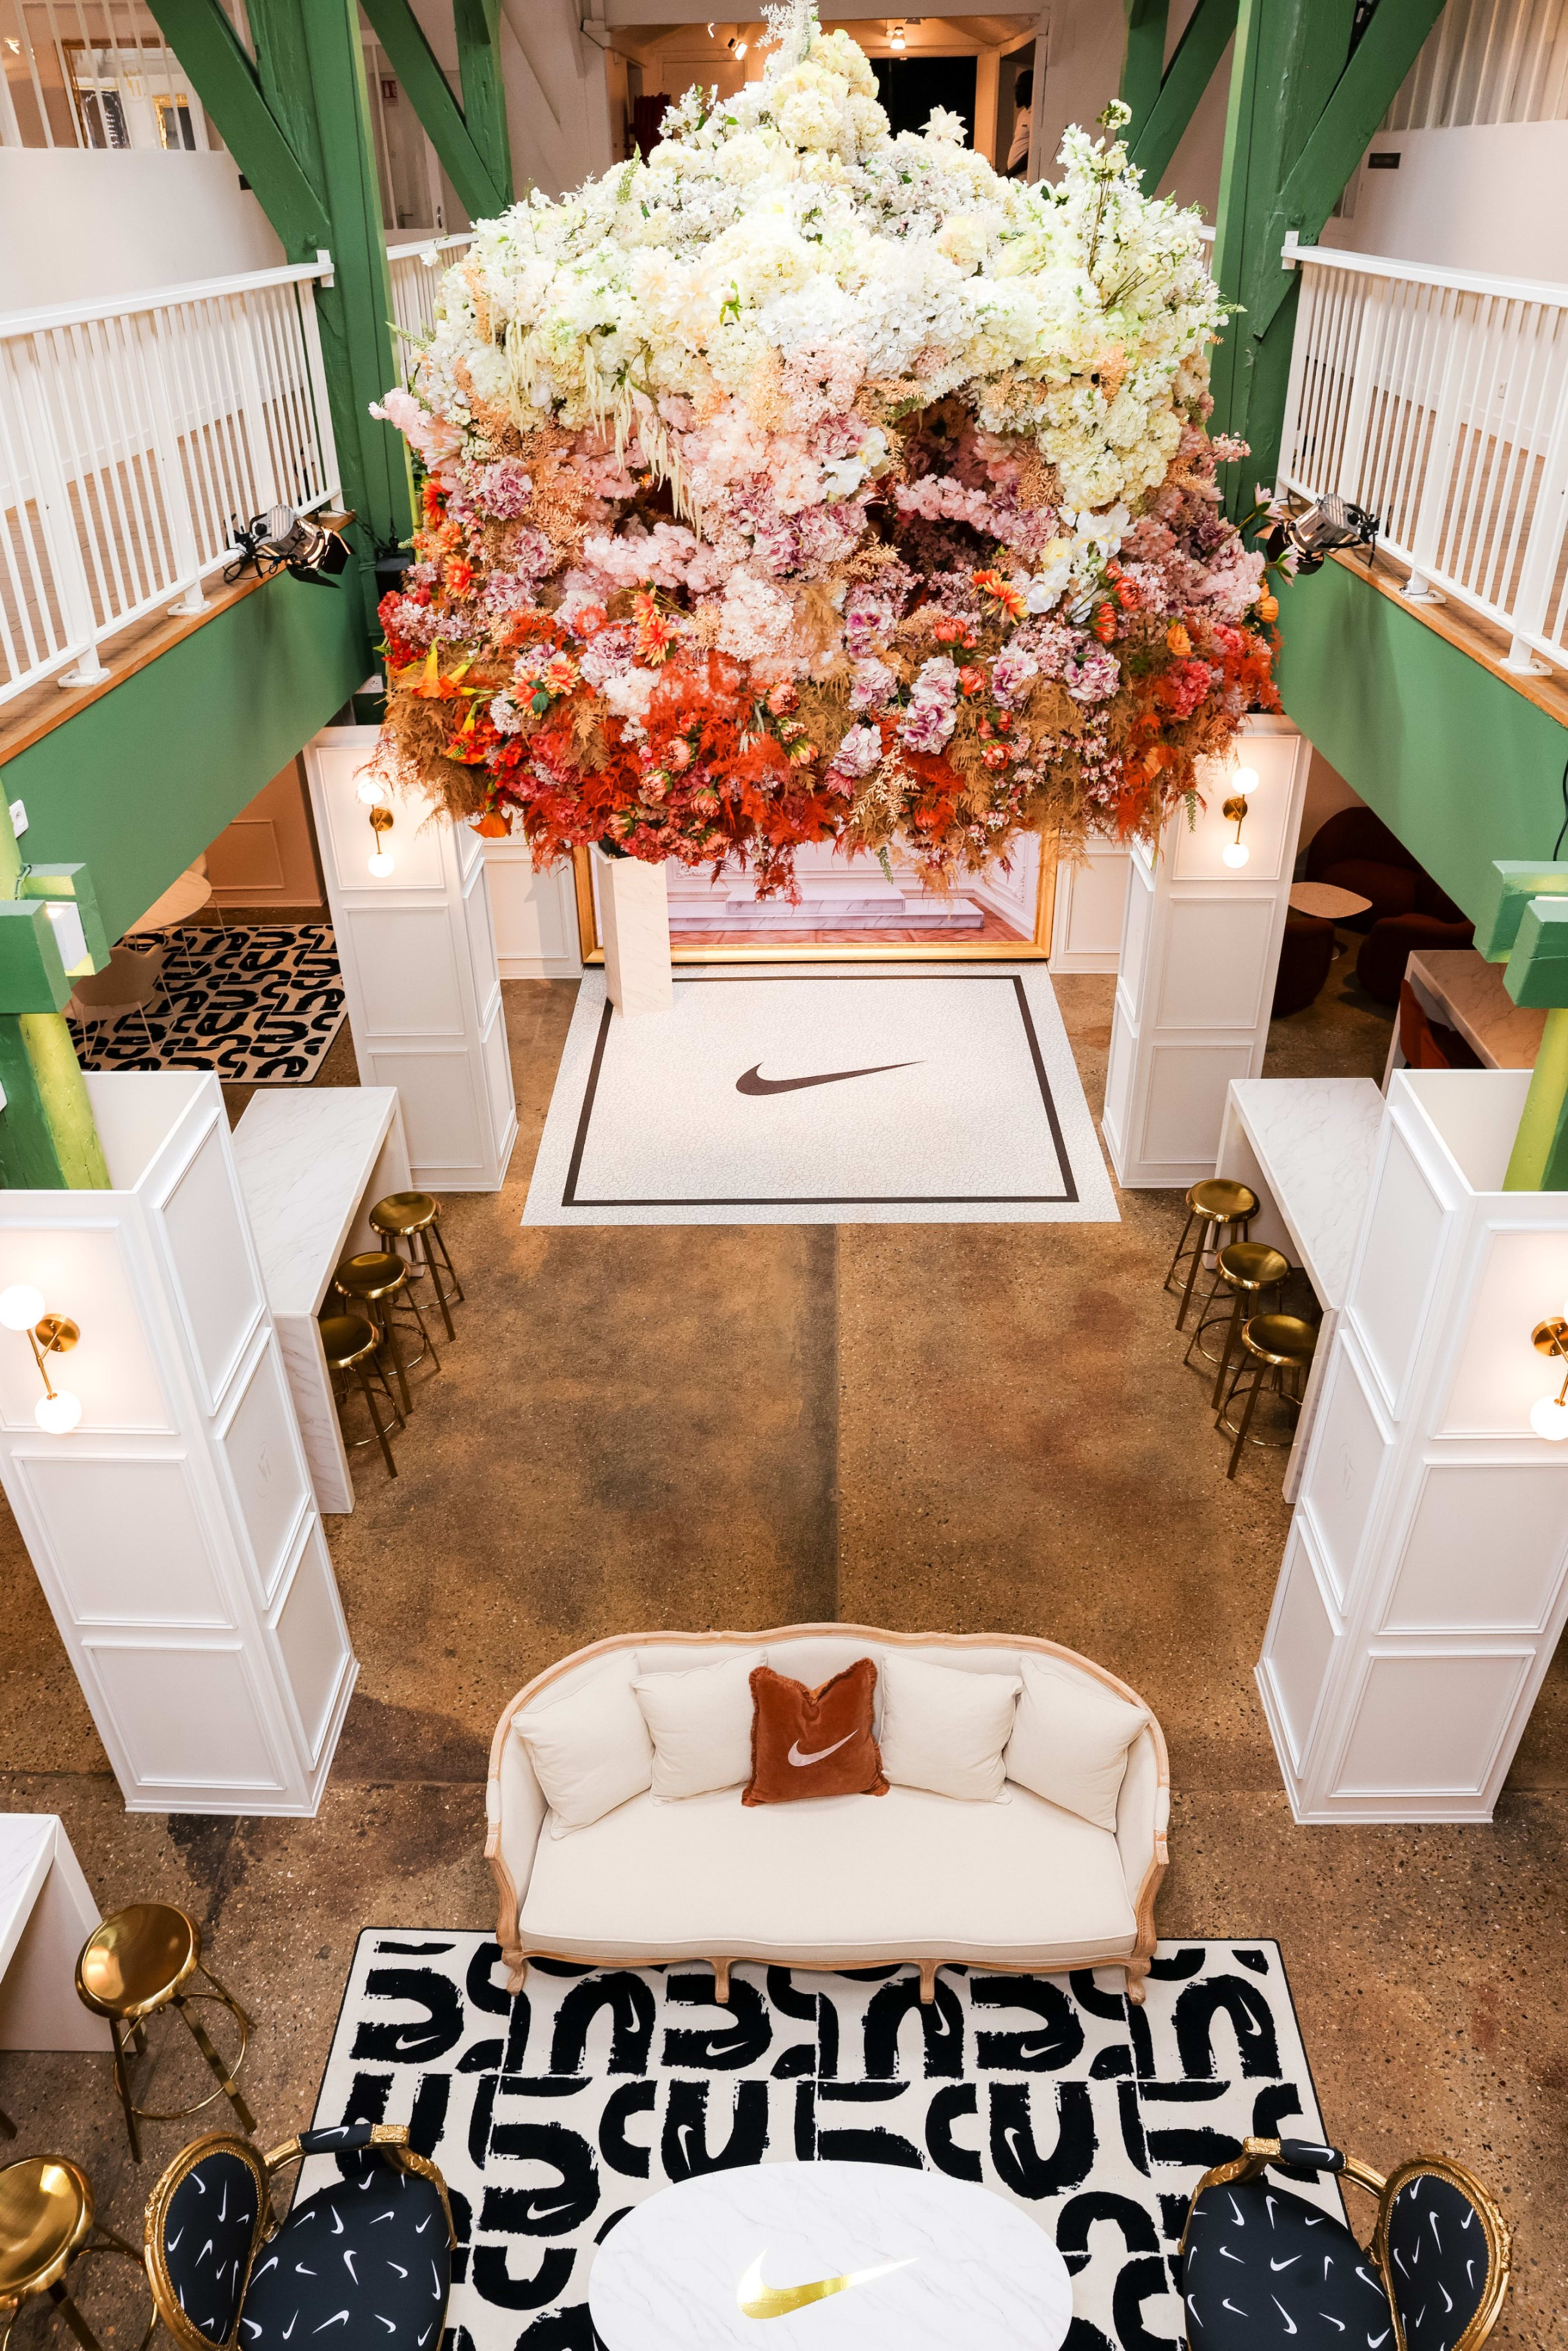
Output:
[1474, 864, 1568, 1191]
[454, 0, 513, 210]
[0, 812, 109, 1191]
[1120, 0, 1171, 147]
[245, 0, 414, 629]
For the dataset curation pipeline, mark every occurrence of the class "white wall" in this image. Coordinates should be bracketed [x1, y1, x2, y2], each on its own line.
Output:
[1033, 0, 1125, 183]
[499, 0, 615, 197]
[0, 152, 283, 308]
[1321, 122, 1568, 281]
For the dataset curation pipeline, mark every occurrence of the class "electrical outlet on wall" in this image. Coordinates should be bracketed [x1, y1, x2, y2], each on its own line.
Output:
[8, 799, 27, 837]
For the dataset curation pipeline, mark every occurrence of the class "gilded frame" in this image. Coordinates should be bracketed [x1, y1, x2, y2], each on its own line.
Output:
[485, 1621, 1169, 2007]
[570, 835, 1059, 964]
[142, 2134, 270, 2351]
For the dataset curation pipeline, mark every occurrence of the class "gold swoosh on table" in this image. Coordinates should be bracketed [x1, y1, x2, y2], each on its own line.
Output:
[736, 2252, 916, 2320]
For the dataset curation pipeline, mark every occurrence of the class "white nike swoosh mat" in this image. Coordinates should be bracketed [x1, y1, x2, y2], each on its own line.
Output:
[523, 963, 1119, 1225]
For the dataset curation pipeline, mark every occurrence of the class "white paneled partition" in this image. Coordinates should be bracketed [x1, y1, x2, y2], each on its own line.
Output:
[482, 836, 584, 978]
[1258, 1069, 1568, 1823]
[1102, 718, 1310, 1189]
[1050, 834, 1130, 973]
[305, 727, 518, 1191]
[0, 1073, 355, 1815]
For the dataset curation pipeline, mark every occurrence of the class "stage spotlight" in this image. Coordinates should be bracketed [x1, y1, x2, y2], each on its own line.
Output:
[1265, 493, 1379, 576]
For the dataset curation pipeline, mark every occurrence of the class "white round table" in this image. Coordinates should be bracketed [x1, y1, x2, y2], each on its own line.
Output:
[588, 2160, 1074, 2351]
[1288, 880, 1372, 922]
[123, 868, 212, 934]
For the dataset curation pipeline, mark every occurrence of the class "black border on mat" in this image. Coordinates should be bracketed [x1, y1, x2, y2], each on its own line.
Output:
[559, 973, 1080, 1208]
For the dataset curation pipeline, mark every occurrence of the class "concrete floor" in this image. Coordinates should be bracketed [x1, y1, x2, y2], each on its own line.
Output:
[0, 940, 1562, 2348]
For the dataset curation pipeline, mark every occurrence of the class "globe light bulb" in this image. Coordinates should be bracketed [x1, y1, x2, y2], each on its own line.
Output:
[35, 1388, 81, 1435]
[0, 1284, 45, 1332]
[368, 850, 396, 878]
[1529, 1392, 1568, 1441]
[1221, 840, 1250, 868]
[1233, 766, 1259, 794]
[356, 773, 391, 806]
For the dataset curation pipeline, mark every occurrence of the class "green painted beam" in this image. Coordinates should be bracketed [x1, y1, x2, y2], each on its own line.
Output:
[1245, 0, 1446, 341]
[1120, 0, 1170, 147]
[0, 575, 366, 946]
[455, 0, 513, 211]
[1129, 0, 1238, 189]
[245, 0, 413, 628]
[1474, 862, 1568, 962]
[361, 0, 508, 223]
[144, 0, 328, 254]
[1272, 557, 1568, 924]
[0, 810, 108, 1189]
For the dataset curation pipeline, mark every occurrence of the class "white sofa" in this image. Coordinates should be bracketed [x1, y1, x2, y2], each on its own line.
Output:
[486, 1625, 1169, 2004]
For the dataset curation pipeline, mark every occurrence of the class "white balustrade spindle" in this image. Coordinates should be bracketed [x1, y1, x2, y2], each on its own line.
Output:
[0, 261, 341, 706]
[385, 236, 473, 390]
[1278, 242, 1568, 675]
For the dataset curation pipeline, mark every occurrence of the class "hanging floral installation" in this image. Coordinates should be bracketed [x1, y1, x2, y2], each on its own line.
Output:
[370, 0, 1278, 896]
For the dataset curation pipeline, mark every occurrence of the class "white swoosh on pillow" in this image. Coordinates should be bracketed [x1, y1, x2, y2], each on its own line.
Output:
[786, 1732, 855, 1767]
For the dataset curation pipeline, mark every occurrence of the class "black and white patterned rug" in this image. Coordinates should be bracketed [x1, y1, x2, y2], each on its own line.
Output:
[68, 924, 347, 1084]
[306, 1934, 1340, 2351]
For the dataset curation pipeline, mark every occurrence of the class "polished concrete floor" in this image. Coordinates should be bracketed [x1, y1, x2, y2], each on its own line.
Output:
[0, 942, 1562, 2348]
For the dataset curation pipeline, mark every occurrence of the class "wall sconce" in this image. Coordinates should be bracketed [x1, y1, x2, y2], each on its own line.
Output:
[1221, 765, 1259, 868]
[367, 805, 395, 878]
[1530, 1314, 1568, 1439]
[356, 770, 391, 807]
[0, 1285, 82, 1434]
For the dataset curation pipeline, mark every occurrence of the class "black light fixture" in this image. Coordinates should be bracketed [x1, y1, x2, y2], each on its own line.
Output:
[1265, 493, 1379, 575]
[225, 502, 351, 587]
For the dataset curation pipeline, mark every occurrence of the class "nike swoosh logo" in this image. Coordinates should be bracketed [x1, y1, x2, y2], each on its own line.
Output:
[737, 2252, 915, 2320]
[735, 1061, 921, 1095]
[787, 1733, 855, 1767]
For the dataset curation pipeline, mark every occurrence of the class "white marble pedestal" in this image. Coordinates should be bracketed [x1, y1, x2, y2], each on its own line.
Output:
[0, 1815, 109, 2049]
[588, 2160, 1072, 2351]
[597, 852, 674, 1017]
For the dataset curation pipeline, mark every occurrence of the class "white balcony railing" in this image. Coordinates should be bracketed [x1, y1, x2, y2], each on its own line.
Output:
[0, 258, 340, 707]
[1278, 240, 1568, 675]
[387, 235, 473, 387]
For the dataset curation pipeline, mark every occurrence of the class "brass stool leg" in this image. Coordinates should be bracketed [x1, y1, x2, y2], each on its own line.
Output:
[427, 1217, 463, 1306]
[1175, 1216, 1215, 1331]
[378, 1295, 413, 1417]
[1209, 1291, 1248, 1410]
[109, 2014, 142, 2162]
[396, 1279, 441, 1379]
[354, 1360, 399, 1477]
[418, 1228, 457, 1340]
[1181, 1262, 1228, 1370]
[1224, 1368, 1268, 1480]
[173, 1989, 256, 2135]
[1163, 1207, 1199, 1296]
[47, 2284, 103, 2351]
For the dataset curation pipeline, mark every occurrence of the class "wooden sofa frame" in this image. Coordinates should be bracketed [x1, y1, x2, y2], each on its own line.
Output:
[485, 1624, 1170, 2005]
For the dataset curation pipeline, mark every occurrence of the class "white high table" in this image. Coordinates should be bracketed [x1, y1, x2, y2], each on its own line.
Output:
[1214, 1078, 1386, 1502]
[0, 1815, 110, 2050]
[233, 1089, 412, 1513]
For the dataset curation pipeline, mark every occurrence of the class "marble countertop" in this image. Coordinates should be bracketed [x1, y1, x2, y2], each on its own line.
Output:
[1229, 1078, 1385, 1308]
[233, 1089, 399, 1317]
[0, 1815, 56, 1978]
[1408, 948, 1547, 1071]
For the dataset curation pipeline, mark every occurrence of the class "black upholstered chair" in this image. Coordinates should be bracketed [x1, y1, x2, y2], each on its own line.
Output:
[1180, 2135, 1510, 2351]
[143, 2123, 452, 2351]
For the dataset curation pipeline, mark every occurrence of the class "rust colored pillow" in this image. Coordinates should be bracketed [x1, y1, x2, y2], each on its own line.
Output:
[743, 1659, 888, 1805]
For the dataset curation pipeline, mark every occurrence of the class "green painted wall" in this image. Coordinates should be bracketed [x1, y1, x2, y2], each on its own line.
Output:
[0, 574, 368, 942]
[1274, 558, 1568, 923]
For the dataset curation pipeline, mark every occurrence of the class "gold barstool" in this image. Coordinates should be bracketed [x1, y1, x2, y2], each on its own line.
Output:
[368, 1192, 463, 1342]
[321, 1311, 402, 1478]
[1185, 1241, 1292, 1404]
[1216, 1312, 1319, 1481]
[0, 2157, 152, 2351]
[333, 1250, 440, 1415]
[74, 1906, 255, 2164]
[1165, 1180, 1258, 1330]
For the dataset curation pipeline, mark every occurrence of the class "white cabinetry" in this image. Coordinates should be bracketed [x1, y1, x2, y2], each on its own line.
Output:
[1258, 1069, 1568, 1822]
[1102, 717, 1309, 1188]
[304, 728, 518, 1191]
[0, 1074, 355, 1815]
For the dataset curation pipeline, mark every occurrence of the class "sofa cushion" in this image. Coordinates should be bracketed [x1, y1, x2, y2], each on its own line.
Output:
[744, 1658, 887, 1806]
[632, 1650, 764, 1799]
[1006, 1655, 1149, 1831]
[513, 1653, 653, 1837]
[878, 1650, 1020, 1801]
[519, 1782, 1136, 1967]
